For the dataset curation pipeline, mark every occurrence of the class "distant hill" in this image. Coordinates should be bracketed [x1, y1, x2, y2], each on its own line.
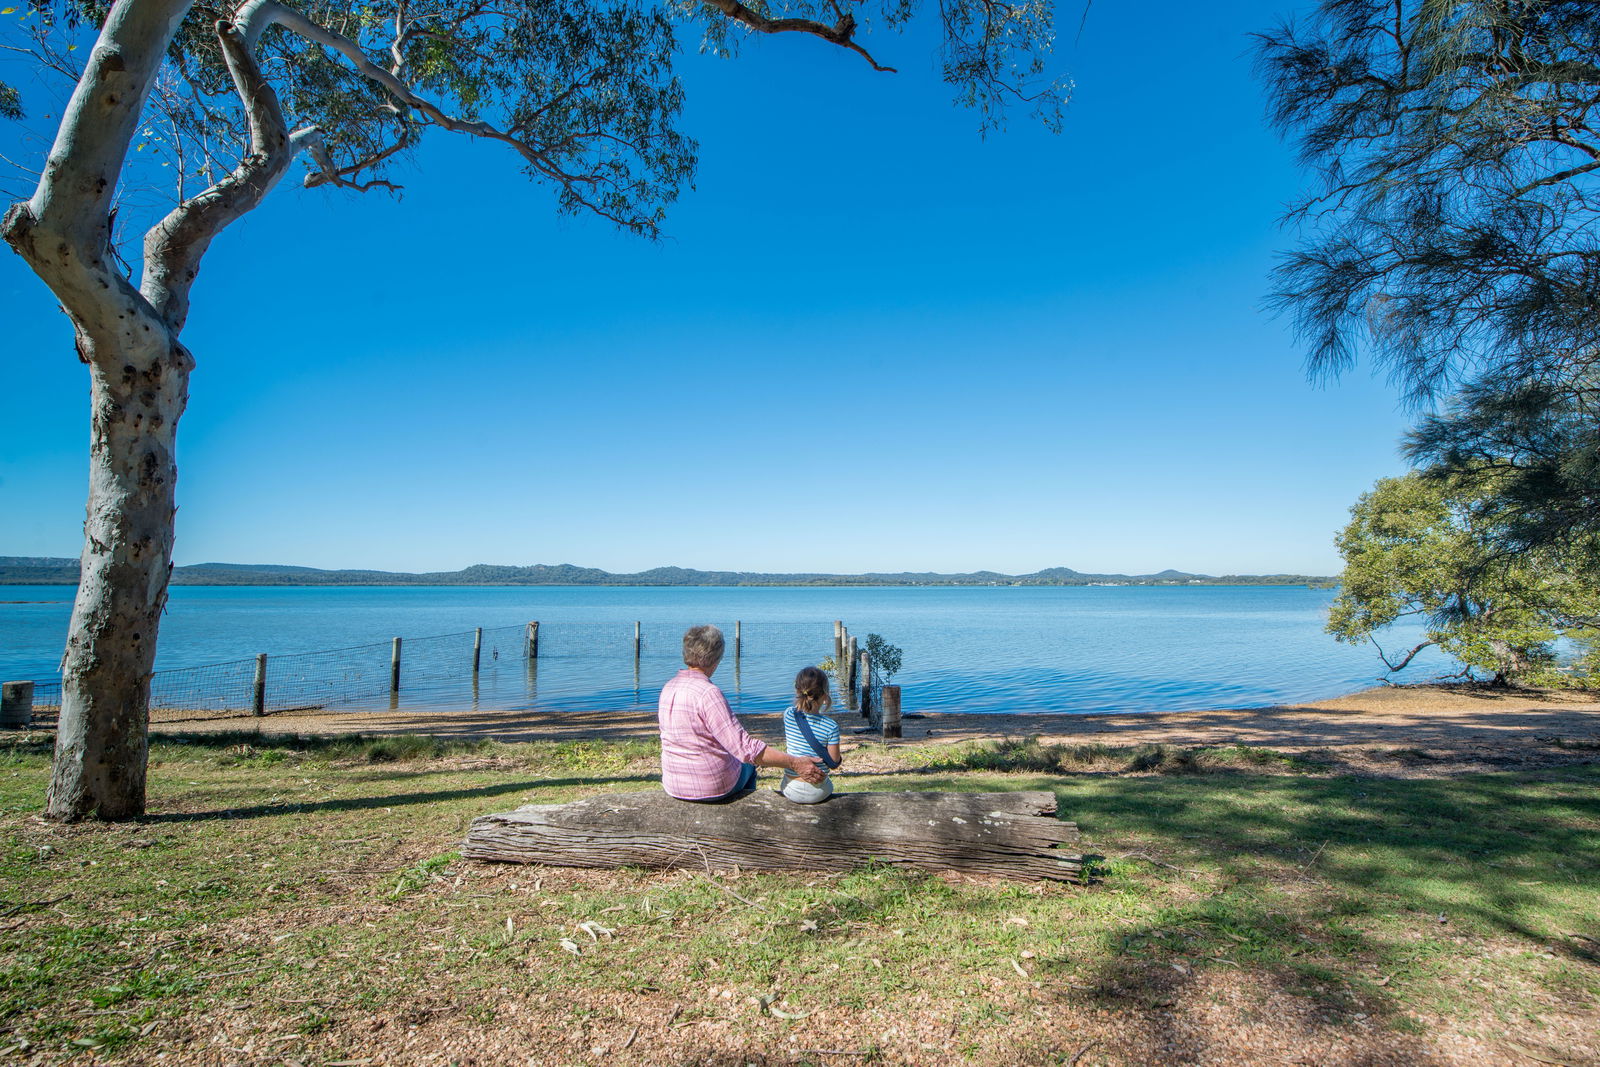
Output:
[0, 556, 1334, 587]
[0, 557, 80, 583]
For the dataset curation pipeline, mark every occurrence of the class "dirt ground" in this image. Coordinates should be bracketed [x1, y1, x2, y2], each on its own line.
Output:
[149, 683, 1600, 777]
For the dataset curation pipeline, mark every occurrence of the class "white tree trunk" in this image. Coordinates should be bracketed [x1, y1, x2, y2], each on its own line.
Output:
[4, 0, 299, 820]
[47, 329, 191, 820]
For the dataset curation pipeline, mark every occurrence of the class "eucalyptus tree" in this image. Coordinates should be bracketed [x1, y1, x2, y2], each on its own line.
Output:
[1257, 0, 1600, 558]
[3, 0, 1069, 820]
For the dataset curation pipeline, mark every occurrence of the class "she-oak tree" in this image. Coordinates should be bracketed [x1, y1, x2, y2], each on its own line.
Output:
[1257, 0, 1600, 564]
[2, 0, 1068, 820]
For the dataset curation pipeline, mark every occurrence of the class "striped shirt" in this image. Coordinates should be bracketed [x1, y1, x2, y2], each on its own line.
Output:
[783, 706, 840, 771]
[658, 669, 768, 800]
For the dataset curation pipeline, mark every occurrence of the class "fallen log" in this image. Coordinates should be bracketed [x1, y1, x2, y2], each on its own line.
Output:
[463, 789, 1083, 882]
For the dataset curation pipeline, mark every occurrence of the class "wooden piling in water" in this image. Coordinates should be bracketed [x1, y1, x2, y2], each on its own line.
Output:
[859, 649, 872, 723]
[882, 685, 902, 739]
[634, 621, 642, 661]
[473, 628, 483, 673]
[527, 621, 540, 659]
[391, 637, 402, 695]
[845, 635, 859, 711]
[735, 620, 742, 660]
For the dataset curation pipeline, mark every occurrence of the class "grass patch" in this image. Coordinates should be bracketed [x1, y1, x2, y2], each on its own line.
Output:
[1542, 736, 1600, 751]
[932, 736, 1330, 775]
[0, 731, 1596, 1064]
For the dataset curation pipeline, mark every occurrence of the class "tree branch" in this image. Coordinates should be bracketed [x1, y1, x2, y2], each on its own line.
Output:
[301, 128, 406, 192]
[1372, 637, 1435, 673]
[2, 0, 200, 346]
[141, 17, 298, 330]
[230, 0, 678, 227]
[698, 0, 897, 73]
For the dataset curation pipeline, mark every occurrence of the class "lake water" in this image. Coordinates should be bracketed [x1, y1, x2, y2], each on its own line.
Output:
[0, 584, 1454, 716]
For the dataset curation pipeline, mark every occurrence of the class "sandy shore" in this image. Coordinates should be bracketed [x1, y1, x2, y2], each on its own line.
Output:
[145, 684, 1600, 775]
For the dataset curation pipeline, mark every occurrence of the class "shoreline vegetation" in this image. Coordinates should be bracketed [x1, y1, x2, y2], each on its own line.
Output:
[0, 556, 1335, 588]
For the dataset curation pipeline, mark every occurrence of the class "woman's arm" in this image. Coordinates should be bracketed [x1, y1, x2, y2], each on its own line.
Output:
[753, 744, 826, 783]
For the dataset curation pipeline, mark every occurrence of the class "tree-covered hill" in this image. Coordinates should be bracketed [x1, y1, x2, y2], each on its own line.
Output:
[0, 557, 1332, 588]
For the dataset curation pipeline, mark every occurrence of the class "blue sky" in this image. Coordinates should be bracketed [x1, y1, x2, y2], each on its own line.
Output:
[1, 0, 1415, 576]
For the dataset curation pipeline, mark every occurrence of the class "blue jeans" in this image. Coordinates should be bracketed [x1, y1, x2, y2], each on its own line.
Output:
[686, 761, 757, 803]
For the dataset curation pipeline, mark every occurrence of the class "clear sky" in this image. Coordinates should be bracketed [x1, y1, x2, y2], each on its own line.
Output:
[0, 0, 1416, 577]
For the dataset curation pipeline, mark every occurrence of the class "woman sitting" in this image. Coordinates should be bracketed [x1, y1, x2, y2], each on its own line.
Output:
[657, 624, 825, 802]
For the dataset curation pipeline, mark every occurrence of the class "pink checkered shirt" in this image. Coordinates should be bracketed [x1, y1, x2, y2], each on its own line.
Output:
[658, 668, 768, 800]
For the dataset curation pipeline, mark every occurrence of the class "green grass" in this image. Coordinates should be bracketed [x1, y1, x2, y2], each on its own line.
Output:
[928, 735, 1332, 775]
[0, 731, 1596, 1064]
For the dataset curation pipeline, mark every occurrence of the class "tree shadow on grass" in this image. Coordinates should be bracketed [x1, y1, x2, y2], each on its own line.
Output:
[1062, 766, 1600, 926]
[144, 772, 658, 824]
[813, 763, 1600, 1053]
[1046, 765, 1600, 1052]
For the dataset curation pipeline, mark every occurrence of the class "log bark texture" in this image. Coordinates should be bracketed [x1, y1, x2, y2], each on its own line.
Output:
[464, 789, 1083, 882]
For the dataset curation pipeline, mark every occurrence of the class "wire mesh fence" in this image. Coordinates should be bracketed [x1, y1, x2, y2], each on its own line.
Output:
[17, 619, 858, 724]
[862, 658, 888, 732]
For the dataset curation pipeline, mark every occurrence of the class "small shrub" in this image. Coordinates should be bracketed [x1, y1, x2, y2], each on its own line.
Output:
[944, 737, 1114, 774]
[216, 744, 290, 768]
[1126, 744, 1201, 774]
[865, 633, 903, 682]
[952, 737, 1070, 773]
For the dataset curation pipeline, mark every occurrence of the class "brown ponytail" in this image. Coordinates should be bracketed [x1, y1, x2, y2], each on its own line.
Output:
[794, 665, 832, 714]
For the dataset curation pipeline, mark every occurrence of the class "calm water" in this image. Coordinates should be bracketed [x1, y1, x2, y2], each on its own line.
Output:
[0, 584, 1454, 716]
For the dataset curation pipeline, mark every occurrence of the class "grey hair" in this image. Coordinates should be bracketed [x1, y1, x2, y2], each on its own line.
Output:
[681, 624, 725, 669]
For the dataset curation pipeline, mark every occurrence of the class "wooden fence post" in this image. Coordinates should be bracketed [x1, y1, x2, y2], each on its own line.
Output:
[882, 685, 902, 739]
[252, 655, 267, 717]
[735, 620, 742, 660]
[1, 681, 34, 729]
[391, 637, 402, 695]
[473, 628, 483, 673]
[634, 621, 642, 662]
[527, 621, 540, 659]
[833, 620, 843, 664]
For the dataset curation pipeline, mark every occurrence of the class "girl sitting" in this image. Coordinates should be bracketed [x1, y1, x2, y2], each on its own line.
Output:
[780, 665, 842, 803]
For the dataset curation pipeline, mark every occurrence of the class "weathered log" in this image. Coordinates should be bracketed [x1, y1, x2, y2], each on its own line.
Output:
[464, 789, 1083, 882]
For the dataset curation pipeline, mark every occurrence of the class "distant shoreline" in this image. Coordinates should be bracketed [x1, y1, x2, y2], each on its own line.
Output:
[0, 557, 1337, 589]
[0, 579, 1332, 589]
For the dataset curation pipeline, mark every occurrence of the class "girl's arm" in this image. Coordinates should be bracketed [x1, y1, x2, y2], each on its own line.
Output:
[828, 742, 842, 766]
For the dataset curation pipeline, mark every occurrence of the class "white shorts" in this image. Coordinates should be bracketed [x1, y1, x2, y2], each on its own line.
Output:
[780, 774, 834, 804]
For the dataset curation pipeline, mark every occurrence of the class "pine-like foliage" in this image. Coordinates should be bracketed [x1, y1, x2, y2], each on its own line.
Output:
[1258, 0, 1600, 560]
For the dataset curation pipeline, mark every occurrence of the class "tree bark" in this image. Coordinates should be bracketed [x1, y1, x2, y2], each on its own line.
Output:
[3, 0, 285, 820]
[1487, 639, 1533, 687]
[45, 331, 191, 820]
[464, 789, 1084, 882]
